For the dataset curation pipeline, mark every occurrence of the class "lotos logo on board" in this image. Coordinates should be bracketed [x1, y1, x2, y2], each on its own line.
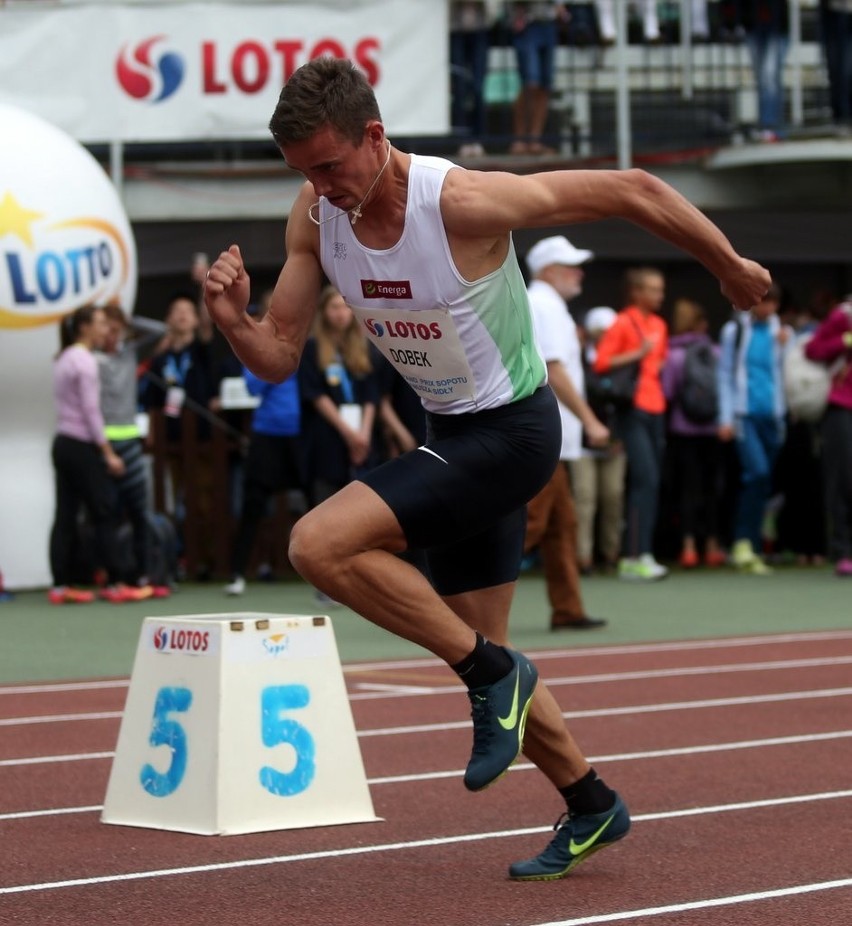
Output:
[115, 36, 381, 103]
[152, 625, 212, 655]
[116, 35, 186, 102]
[0, 191, 133, 331]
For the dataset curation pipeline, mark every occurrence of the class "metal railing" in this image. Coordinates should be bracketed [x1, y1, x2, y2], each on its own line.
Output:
[467, 0, 833, 166]
[94, 2, 837, 178]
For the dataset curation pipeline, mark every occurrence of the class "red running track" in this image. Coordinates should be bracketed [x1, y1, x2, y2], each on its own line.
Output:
[1, 630, 851, 926]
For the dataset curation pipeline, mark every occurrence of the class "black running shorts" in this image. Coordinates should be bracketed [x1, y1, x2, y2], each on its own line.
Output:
[359, 386, 560, 595]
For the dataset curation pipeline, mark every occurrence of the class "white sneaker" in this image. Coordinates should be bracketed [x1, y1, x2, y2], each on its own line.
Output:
[224, 576, 245, 596]
[619, 554, 668, 581]
[732, 540, 772, 575]
[638, 554, 668, 580]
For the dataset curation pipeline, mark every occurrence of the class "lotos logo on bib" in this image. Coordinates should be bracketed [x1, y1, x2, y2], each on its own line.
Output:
[361, 279, 412, 300]
[365, 317, 443, 341]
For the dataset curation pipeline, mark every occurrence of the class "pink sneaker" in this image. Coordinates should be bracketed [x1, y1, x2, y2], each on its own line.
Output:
[835, 558, 852, 577]
[47, 587, 95, 604]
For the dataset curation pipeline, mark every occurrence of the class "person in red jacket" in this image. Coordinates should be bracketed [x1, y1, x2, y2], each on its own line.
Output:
[594, 267, 669, 580]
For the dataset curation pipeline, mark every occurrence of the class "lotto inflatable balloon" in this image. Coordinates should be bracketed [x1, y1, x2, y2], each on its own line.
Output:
[0, 102, 137, 588]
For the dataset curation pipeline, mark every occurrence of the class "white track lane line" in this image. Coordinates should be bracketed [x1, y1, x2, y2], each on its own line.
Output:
[2, 729, 850, 811]
[367, 729, 852, 785]
[531, 879, 852, 926]
[0, 790, 850, 896]
[359, 686, 852, 736]
[0, 711, 122, 728]
[6, 653, 850, 711]
[2, 629, 851, 697]
[4, 685, 851, 732]
[350, 654, 852, 700]
[344, 629, 852, 673]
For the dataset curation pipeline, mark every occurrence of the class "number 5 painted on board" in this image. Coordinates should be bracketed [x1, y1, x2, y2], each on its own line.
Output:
[259, 685, 316, 797]
[140, 686, 192, 798]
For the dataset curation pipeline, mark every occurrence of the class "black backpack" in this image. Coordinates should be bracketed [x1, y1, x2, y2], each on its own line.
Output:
[678, 340, 719, 423]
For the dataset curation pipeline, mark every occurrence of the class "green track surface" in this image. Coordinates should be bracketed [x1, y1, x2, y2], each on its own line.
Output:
[2, 566, 848, 684]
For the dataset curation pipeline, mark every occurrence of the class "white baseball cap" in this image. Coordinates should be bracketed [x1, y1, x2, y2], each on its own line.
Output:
[526, 236, 594, 275]
[584, 306, 617, 332]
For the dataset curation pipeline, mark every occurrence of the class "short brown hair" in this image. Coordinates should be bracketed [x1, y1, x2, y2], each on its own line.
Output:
[269, 57, 381, 148]
[672, 298, 707, 335]
[101, 303, 128, 327]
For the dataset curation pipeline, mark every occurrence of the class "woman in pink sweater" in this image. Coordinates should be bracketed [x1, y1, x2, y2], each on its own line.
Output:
[805, 300, 852, 577]
[48, 304, 127, 603]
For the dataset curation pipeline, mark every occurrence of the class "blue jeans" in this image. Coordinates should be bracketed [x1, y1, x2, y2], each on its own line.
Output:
[734, 415, 783, 549]
[745, 29, 789, 130]
[450, 27, 490, 137]
[511, 20, 558, 90]
[617, 408, 665, 558]
[820, 7, 852, 122]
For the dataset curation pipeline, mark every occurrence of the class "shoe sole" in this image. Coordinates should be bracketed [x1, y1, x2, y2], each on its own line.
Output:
[736, 563, 772, 575]
[466, 680, 537, 793]
[509, 831, 629, 882]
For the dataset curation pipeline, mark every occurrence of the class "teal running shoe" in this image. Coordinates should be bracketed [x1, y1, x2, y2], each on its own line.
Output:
[509, 793, 631, 880]
[463, 649, 538, 792]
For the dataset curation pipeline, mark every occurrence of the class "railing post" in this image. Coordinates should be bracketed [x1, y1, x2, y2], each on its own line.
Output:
[680, 0, 694, 101]
[790, 0, 803, 127]
[615, 0, 632, 169]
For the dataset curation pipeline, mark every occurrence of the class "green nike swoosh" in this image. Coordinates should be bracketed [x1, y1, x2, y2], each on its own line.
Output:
[569, 814, 615, 856]
[497, 669, 520, 730]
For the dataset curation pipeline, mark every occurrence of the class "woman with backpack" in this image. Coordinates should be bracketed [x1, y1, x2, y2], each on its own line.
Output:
[661, 299, 727, 569]
[717, 283, 792, 575]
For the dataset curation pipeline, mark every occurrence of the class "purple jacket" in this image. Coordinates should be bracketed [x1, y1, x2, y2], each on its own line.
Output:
[661, 332, 720, 436]
[804, 304, 852, 411]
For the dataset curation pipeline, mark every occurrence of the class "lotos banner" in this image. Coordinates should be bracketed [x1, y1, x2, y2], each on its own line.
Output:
[0, 0, 448, 143]
[0, 102, 137, 589]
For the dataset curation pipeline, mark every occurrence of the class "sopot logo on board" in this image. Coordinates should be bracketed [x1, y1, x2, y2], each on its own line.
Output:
[262, 633, 290, 657]
[0, 191, 132, 330]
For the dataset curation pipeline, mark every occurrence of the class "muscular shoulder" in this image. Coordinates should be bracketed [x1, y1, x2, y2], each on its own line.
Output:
[439, 167, 528, 238]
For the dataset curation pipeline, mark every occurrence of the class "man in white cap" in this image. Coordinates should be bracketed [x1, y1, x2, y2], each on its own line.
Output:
[524, 236, 609, 630]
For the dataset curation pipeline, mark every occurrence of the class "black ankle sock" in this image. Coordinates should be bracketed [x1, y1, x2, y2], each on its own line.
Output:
[558, 768, 616, 816]
[451, 633, 514, 690]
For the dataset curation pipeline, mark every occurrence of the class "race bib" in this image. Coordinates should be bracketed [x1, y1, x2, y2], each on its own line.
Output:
[164, 386, 185, 418]
[339, 403, 363, 432]
[352, 306, 475, 403]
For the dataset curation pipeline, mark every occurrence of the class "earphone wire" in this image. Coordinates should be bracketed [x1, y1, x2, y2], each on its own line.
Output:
[307, 139, 392, 228]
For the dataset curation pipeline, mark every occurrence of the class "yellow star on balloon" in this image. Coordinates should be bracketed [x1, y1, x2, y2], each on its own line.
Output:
[0, 191, 45, 248]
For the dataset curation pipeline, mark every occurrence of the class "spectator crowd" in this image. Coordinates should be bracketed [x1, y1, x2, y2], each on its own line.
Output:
[45, 245, 852, 609]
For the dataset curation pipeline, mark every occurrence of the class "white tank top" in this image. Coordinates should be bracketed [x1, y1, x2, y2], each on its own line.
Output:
[318, 153, 546, 415]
